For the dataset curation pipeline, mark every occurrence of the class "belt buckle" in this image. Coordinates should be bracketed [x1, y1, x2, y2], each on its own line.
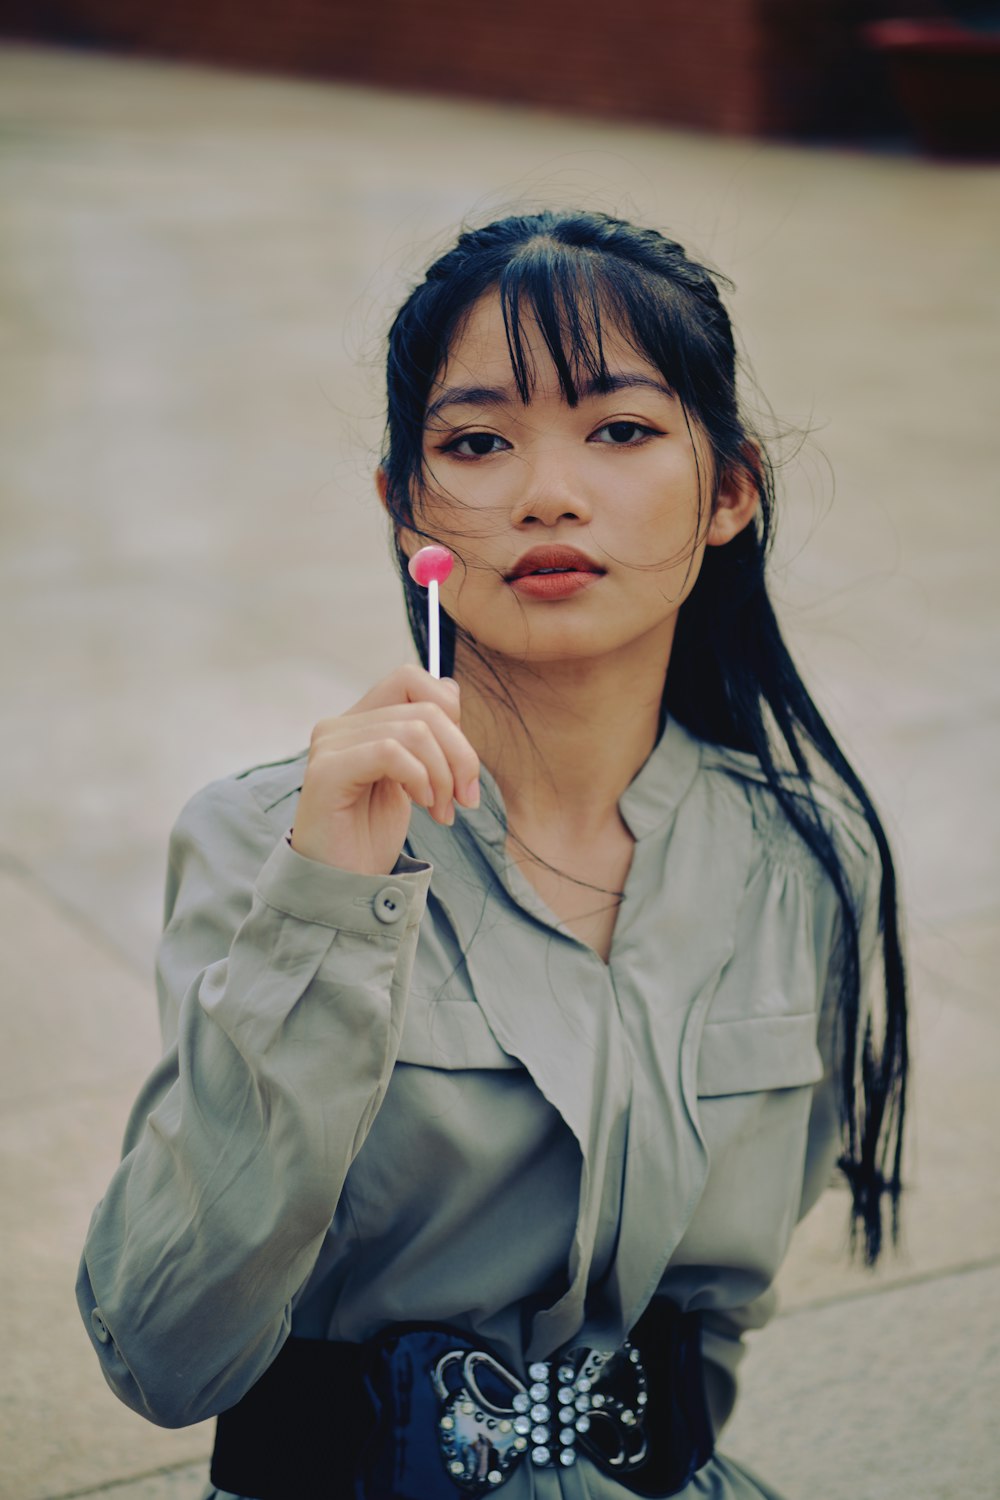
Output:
[434, 1349, 527, 1490]
[432, 1342, 649, 1493]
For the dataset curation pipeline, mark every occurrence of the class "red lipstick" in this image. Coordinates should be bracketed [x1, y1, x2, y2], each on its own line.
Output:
[505, 545, 605, 601]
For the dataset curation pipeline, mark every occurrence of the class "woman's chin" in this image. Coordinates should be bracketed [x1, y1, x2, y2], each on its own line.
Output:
[461, 628, 661, 673]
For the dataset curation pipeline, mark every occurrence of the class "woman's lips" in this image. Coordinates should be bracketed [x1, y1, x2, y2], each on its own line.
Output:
[505, 545, 604, 600]
[507, 570, 602, 600]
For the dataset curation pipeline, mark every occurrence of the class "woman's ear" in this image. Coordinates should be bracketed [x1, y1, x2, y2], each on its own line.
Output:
[705, 450, 760, 547]
[375, 465, 390, 512]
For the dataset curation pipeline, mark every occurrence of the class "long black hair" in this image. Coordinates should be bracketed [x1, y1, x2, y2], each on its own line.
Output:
[380, 209, 907, 1264]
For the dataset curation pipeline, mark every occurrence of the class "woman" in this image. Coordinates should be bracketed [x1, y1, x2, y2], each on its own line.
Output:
[77, 210, 908, 1499]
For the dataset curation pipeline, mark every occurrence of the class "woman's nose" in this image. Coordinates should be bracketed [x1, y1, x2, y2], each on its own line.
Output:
[509, 450, 593, 527]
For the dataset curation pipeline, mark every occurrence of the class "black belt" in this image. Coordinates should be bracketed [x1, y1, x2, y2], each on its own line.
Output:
[211, 1299, 714, 1498]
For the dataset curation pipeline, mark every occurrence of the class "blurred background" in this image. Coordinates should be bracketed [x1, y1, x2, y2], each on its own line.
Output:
[1, 5, 998, 1498]
[4, 0, 1000, 153]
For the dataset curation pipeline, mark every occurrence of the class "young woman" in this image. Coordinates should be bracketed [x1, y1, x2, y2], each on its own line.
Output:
[78, 210, 908, 1500]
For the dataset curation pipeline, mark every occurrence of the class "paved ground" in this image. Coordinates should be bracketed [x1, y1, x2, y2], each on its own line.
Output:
[1, 41, 998, 1500]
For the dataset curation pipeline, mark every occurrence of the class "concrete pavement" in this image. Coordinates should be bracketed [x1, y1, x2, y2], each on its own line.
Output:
[1, 42, 997, 1499]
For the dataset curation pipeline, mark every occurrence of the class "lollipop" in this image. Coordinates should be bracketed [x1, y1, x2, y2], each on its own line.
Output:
[407, 545, 454, 678]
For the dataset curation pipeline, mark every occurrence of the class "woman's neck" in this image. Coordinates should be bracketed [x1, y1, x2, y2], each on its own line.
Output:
[455, 627, 674, 840]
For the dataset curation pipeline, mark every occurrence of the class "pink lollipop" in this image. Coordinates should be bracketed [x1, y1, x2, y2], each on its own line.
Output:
[407, 545, 454, 678]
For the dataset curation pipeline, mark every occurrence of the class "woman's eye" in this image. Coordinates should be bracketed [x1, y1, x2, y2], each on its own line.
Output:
[443, 431, 510, 458]
[591, 421, 657, 446]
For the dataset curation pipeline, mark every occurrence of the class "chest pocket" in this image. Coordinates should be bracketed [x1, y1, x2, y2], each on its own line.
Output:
[398, 991, 523, 1072]
[696, 1010, 822, 1097]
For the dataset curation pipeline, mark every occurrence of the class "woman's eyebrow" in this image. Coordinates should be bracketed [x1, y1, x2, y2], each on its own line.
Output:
[426, 371, 676, 424]
[425, 385, 512, 423]
[586, 373, 676, 400]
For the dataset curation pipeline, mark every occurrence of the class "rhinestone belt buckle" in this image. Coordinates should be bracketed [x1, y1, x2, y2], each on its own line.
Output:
[432, 1341, 649, 1493]
[433, 1349, 527, 1491]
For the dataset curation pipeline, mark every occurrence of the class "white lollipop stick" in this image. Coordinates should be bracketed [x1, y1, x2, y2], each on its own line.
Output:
[428, 579, 441, 678]
[407, 546, 455, 679]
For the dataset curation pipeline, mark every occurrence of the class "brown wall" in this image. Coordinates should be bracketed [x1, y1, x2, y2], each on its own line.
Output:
[0, 0, 891, 136]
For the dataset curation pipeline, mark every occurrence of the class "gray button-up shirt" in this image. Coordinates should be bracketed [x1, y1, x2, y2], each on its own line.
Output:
[77, 716, 880, 1499]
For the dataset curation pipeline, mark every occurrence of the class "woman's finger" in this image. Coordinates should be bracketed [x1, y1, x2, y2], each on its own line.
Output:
[320, 739, 435, 812]
[343, 663, 463, 724]
[314, 701, 480, 809]
[334, 717, 460, 822]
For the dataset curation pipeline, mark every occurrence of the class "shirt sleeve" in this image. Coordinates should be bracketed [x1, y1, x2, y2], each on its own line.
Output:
[700, 1288, 778, 1438]
[76, 772, 431, 1428]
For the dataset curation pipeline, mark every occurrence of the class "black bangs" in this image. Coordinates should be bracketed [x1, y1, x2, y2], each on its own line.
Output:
[498, 241, 612, 406]
[493, 236, 731, 429]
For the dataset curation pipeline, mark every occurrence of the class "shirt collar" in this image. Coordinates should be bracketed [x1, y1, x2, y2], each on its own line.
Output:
[617, 713, 703, 839]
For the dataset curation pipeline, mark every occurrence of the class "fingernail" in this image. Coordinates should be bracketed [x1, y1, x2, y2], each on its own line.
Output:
[462, 778, 480, 808]
[443, 677, 461, 694]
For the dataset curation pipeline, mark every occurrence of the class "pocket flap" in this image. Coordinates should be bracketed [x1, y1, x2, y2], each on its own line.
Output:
[697, 1012, 822, 1097]
[398, 996, 523, 1071]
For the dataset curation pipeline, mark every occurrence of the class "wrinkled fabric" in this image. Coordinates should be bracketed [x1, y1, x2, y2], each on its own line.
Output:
[77, 717, 881, 1499]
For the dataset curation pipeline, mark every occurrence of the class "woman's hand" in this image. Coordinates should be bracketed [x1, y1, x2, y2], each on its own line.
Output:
[290, 665, 480, 876]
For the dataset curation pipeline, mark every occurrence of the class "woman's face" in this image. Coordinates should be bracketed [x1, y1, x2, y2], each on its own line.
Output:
[407, 290, 751, 670]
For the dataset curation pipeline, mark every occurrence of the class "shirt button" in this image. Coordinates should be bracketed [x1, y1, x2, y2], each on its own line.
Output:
[91, 1309, 111, 1344]
[373, 885, 405, 924]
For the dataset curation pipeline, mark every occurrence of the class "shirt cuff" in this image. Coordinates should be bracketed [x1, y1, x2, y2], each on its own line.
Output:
[253, 834, 431, 935]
